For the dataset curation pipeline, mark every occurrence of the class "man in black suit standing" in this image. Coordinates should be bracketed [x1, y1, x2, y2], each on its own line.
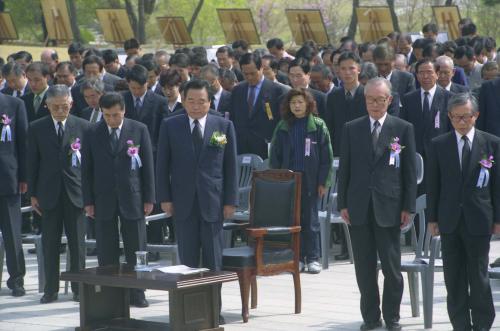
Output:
[82, 92, 155, 308]
[372, 45, 416, 100]
[0, 91, 28, 297]
[427, 93, 499, 331]
[287, 58, 327, 119]
[157, 80, 238, 323]
[216, 46, 244, 82]
[338, 78, 417, 331]
[478, 76, 500, 137]
[1, 62, 31, 97]
[79, 78, 105, 123]
[22, 62, 51, 123]
[123, 64, 168, 158]
[28, 85, 89, 303]
[229, 53, 287, 159]
[435, 56, 469, 94]
[200, 64, 231, 115]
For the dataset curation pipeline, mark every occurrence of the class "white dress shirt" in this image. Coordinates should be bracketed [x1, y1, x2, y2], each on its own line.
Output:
[189, 114, 207, 138]
[168, 95, 182, 113]
[420, 84, 437, 111]
[13, 81, 29, 97]
[90, 108, 103, 122]
[369, 112, 388, 134]
[52, 117, 67, 133]
[455, 127, 475, 168]
[213, 86, 223, 111]
[108, 122, 123, 138]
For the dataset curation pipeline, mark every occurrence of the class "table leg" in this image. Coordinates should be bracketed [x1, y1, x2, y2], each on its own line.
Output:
[169, 283, 223, 331]
[79, 282, 130, 329]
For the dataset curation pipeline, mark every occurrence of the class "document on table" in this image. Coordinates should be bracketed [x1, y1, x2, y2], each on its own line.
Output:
[153, 265, 209, 275]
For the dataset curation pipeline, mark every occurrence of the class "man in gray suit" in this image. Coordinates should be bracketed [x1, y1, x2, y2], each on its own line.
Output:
[338, 78, 417, 331]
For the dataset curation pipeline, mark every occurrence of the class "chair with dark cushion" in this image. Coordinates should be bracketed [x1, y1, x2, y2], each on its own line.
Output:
[222, 169, 302, 322]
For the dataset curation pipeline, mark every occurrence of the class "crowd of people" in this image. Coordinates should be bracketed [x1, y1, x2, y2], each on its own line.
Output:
[0, 16, 499, 331]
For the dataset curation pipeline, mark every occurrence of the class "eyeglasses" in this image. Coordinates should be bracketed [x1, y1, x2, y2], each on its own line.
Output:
[366, 97, 388, 105]
[449, 113, 475, 122]
[50, 104, 71, 111]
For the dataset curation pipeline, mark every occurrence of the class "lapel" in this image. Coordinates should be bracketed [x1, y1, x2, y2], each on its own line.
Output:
[430, 86, 443, 118]
[44, 116, 59, 149]
[390, 70, 399, 90]
[139, 91, 153, 121]
[61, 115, 76, 151]
[181, 115, 197, 160]
[249, 79, 270, 119]
[200, 114, 216, 160]
[445, 132, 462, 181]
[373, 114, 394, 165]
[98, 121, 113, 156]
[466, 130, 484, 183]
[116, 119, 132, 154]
[361, 116, 375, 162]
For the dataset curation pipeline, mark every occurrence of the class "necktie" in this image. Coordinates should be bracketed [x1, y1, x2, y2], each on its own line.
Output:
[90, 109, 99, 123]
[210, 95, 216, 110]
[16, 90, 22, 98]
[423, 91, 430, 113]
[372, 120, 380, 151]
[110, 128, 119, 153]
[135, 97, 142, 113]
[345, 90, 353, 101]
[34, 94, 42, 112]
[57, 121, 64, 145]
[461, 135, 471, 178]
[192, 119, 203, 157]
[247, 86, 256, 113]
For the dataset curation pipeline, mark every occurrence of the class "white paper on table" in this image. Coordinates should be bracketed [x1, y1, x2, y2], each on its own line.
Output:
[154, 265, 209, 275]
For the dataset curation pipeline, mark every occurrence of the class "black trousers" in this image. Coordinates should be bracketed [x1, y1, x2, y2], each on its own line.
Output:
[299, 181, 320, 263]
[41, 189, 85, 295]
[0, 194, 25, 288]
[441, 215, 495, 330]
[350, 201, 403, 324]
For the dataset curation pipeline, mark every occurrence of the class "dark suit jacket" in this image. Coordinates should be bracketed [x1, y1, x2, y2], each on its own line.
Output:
[390, 69, 416, 99]
[449, 82, 469, 94]
[70, 76, 117, 117]
[0, 94, 28, 195]
[337, 114, 417, 227]
[229, 78, 286, 158]
[427, 129, 500, 235]
[156, 113, 238, 222]
[212, 89, 231, 115]
[478, 78, 500, 137]
[82, 118, 155, 220]
[307, 87, 327, 120]
[21, 92, 50, 123]
[400, 86, 452, 157]
[232, 67, 244, 82]
[1, 85, 31, 97]
[79, 106, 103, 122]
[123, 90, 168, 155]
[27, 115, 90, 209]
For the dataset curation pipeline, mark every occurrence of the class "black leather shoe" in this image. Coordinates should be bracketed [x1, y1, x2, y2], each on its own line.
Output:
[219, 315, 226, 325]
[40, 293, 58, 304]
[335, 252, 350, 261]
[385, 321, 402, 331]
[11, 285, 25, 297]
[360, 320, 382, 330]
[72, 293, 79, 302]
[130, 297, 149, 308]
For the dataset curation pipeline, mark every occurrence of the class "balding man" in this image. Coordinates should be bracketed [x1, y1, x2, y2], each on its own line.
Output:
[435, 55, 469, 94]
[40, 49, 59, 76]
[338, 78, 416, 331]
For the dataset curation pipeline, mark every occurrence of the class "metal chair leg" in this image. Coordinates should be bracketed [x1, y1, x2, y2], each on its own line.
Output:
[34, 235, 45, 293]
[407, 272, 420, 317]
[342, 223, 354, 264]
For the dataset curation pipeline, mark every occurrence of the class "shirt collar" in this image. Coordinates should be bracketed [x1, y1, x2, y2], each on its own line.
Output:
[189, 114, 208, 130]
[168, 94, 182, 112]
[52, 117, 67, 128]
[385, 71, 393, 81]
[250, 75, 265, 89]
[108, 121, 123, 134]
[327, 82, 335, 94]
[455, 127, 475, 145]
[369, 112, 388, 129]
[421, 84, 437, 98]
[445, 81, 452, 91]
[213, 86, 223, 100]
[134, 91, 147, 104]
[344, 82, 359, 96]
[36, 86, 49, 98]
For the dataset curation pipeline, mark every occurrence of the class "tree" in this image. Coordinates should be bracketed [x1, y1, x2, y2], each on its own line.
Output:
[187, 0, 204, 34]
[67, 0, 82, 43]
[387, 0, 401, 33]
[347, 0, 359, 39]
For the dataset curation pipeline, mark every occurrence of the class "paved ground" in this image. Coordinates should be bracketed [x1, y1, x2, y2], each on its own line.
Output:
[1, 239, 499, 331]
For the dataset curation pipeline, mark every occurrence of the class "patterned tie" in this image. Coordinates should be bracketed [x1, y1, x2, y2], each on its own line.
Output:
[247, 86, 256, 113]
[34, 94, 42, 113]
[372, 120, 380, 151]
[90, 109, 99, 123]
[57, 121, 64, 145]
[135, 97, 142, 113]
[461, 135, 471, 178]
[192, 119, 203, 157]
[110, 128, 119, 153]
[345, 90, 353, 101]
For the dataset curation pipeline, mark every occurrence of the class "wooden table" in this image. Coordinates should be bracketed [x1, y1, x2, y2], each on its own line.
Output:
[61, 265, 238, 331]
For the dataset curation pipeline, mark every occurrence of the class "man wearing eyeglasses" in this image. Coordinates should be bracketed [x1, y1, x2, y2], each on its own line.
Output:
[427, 92, 500, 331]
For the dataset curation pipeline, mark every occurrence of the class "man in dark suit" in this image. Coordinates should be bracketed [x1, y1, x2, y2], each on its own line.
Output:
[287, 58, 327, 120]
[22, 62, 51, 123]
[0, 92, 28, 297]
[200, 64, 231, 115]
[478, 77, 500, 137]
[79, 78, 105, 123]
[1, 62, 31, 97]
[400, 58, 452, 160]
[157, 80, 238, 324]
[28, 85, 89, 303]
[435, 55, 469, 94]
[229, 53, 287, 159]
[427, 93, 499, 331]
[373, 45, 416, 100]
[82, 92, 155, 308]
[216, 46, 244, 82]
[338, 78, 417, 331]
[123, 64, 168, 158]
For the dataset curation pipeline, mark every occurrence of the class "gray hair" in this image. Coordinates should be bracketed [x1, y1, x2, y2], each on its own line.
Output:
[395, 54, 408, 66]
[360, 62, 379, 81]
[200, 63, 220, 78]
[447, 92, 478, 113]
[364, 77, 392, 96]
[80, 78, 105, 94]
[435, 55, 454, 69]
[46, 84, 72, 102]
[219, 68, 237, 83]
[311, 64, 333, 80]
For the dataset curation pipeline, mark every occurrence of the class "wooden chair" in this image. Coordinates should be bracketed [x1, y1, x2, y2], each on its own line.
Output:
[222, 169, 302, 322]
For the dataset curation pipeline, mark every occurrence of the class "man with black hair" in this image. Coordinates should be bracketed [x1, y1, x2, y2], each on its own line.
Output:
[229, 53, 286, 158]
[190, 53, 209, 79]
[123, 38, 141, 57]
[216, 46, 244, 81]
[1, 62, 31, 97]
[67, 42, 85, 75]
[460, 21, 477, 38]
[397, 33, 416, 65]
[200, 64, 231, 115]
[219, 68, 238, 92]
[169, 53, 191, 82]
[266, 38, 294, 60]
[422, 23, 438, 41]
[232, 39, 249, 56]
[13, 51, 33, 71]
[261, 54, 291, 89]
[102, 49, 127, 78]
[55, 62, 77, 88]
[454, 45, 483, 90]
[22, 62, 51, 122]
[138, 59, 162, 95]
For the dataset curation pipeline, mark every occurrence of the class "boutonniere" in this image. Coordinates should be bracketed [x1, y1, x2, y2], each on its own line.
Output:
[68, 138, 81, 167]
[127, 140, 142, 170]
[1, 114, 12, 142]
[477, 154, 494, 188]
[388, 137, 405, 168]
[210, 131, 227, 148]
